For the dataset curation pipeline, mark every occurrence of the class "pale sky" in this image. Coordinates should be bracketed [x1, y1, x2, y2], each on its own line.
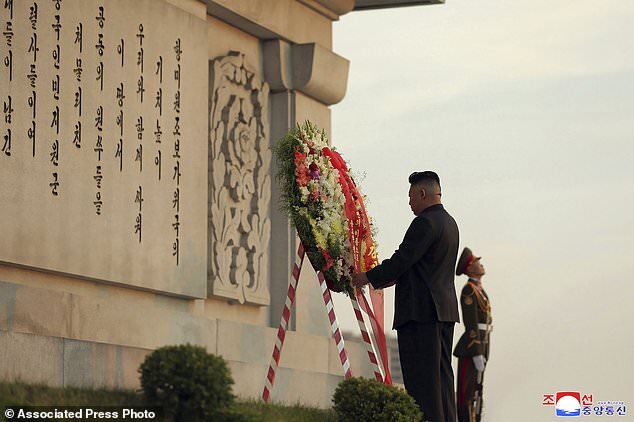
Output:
[330, 1, 634, 420]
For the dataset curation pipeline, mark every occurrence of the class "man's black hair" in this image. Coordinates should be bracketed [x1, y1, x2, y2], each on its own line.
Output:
[408, 171, 441, 188]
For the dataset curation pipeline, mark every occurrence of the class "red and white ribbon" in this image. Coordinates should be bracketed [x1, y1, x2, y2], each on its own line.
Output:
[262, 242, 305, 402]
[317, 271, 353, 379]
[350, 291, 384, 382]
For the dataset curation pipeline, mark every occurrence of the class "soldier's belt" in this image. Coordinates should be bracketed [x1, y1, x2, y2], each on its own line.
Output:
[478, 323, 492, 332]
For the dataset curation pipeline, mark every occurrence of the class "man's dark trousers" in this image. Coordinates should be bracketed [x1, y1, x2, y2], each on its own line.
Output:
[398, 321, 457, 422]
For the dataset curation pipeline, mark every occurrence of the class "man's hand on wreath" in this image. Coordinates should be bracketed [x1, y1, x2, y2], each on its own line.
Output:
[351, 272, 370, 288]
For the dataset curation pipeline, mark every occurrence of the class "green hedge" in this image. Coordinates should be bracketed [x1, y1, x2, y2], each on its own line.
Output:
[139, 344, 235, 421]
[332, 377, 422, 422]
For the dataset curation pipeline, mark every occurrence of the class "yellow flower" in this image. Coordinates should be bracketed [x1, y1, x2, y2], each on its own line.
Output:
[331, 219, 343, 236]
[310, 218, 327, 249]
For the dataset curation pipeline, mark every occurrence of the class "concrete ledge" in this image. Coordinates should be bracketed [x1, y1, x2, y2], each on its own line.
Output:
[0, 330, 348, 408]
[218, 320, 331, 374]
[0, 331, 149, 390]
[0, 280, 217, 352]
[0, 329, 376, 409]
[228, 360, 342, 409]
[71, 293, 218, 351]
[0, 331, 64, 387]
[0, 281, 72, 338]
[62, 339, 150, 389]
[0, 277, 376, 407]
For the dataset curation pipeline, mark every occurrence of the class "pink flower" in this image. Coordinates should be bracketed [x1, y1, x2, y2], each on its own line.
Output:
[295, 163, 309, 186]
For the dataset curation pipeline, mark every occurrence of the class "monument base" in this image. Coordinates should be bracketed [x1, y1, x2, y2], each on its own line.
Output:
[0, 275, 375, 409]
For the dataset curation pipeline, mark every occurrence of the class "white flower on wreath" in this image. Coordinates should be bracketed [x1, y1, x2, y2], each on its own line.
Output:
[299, 186, 310, 203]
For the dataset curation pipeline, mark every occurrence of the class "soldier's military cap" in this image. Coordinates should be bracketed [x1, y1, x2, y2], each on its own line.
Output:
[456, 247, 481, 276]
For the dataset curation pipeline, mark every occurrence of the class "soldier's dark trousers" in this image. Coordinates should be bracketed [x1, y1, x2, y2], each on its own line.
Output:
[457, 357, 484, 422]
[398, 321, 456, 422]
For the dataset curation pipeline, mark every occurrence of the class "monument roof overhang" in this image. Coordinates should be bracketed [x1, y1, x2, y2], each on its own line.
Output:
[354, 0, 444, 11]
[206, 0, 443, 30]
[300, 0, 444, 17]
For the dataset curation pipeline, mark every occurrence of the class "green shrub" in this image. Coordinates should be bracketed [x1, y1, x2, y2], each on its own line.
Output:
[139, 344, 235, 421]
[332, 377, 422, 422]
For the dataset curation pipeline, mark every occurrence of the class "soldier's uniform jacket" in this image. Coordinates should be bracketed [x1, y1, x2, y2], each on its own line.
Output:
[453, 279, 492, 358]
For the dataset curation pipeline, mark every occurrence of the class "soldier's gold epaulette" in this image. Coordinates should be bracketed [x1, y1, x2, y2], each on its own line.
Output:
[466, 281, 491, 313]
[461, 285, 476, 305]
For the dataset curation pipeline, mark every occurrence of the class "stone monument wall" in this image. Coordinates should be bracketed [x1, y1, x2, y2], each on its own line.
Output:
[0, 0, 207, 298]
[0, 0, 375, 408]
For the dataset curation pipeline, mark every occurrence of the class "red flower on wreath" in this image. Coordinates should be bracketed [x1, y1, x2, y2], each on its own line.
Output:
[294, 147, 307, 165]
[295, 163, 309, 186]
[294, 147, 310, 186]
[321, 248, 334, 271]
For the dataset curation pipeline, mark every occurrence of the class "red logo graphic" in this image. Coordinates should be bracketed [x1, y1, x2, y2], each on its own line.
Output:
[557, 392, 580, 404]
[556, 392, 581, 417]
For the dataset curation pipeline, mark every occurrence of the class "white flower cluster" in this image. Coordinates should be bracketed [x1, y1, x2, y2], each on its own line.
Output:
[295, 133, 354, 284]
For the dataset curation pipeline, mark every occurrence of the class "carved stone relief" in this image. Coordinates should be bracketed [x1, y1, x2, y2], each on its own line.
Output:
[209, 52, 271, 305]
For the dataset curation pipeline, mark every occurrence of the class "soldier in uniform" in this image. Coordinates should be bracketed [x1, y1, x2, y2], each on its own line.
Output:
[453, 247, 492, 422]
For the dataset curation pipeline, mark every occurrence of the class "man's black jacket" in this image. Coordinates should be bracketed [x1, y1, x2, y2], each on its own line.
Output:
[366, 204, 460, 329]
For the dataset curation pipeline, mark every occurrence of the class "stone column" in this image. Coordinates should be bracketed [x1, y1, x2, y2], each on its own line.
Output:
[263, 39, 349, 334]
[264, 40, 298, 330]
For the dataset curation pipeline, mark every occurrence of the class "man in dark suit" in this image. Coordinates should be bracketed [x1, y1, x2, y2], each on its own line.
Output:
[352, 171, 460, 422]
[453, 247, 492, 422]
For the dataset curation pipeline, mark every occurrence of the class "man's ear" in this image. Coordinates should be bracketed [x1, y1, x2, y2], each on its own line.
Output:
[420, 188, 427, 199]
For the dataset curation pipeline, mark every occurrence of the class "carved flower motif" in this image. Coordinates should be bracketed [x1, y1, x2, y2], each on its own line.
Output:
[231, 119, 257, 170]
[228, 118, 258, 201]
[210, 53, 271, 307]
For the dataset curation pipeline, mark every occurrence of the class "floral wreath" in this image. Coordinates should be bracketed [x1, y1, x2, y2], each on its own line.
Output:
[275, 121, 378, 296]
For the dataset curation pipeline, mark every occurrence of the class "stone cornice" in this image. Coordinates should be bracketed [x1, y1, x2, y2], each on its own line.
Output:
[354, 0, 444, 11]
[291, 43, 349, 105]
[297, 0, 355, 20]
[263, 40, 349, 105]
[205, 0, 334, 47]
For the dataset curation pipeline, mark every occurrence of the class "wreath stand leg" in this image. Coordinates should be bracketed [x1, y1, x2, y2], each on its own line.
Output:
[262, 242, 354, 402]
[262, 242, 305, 402]
[350, 290, 384, 382]
[316, 270, 353, 379]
